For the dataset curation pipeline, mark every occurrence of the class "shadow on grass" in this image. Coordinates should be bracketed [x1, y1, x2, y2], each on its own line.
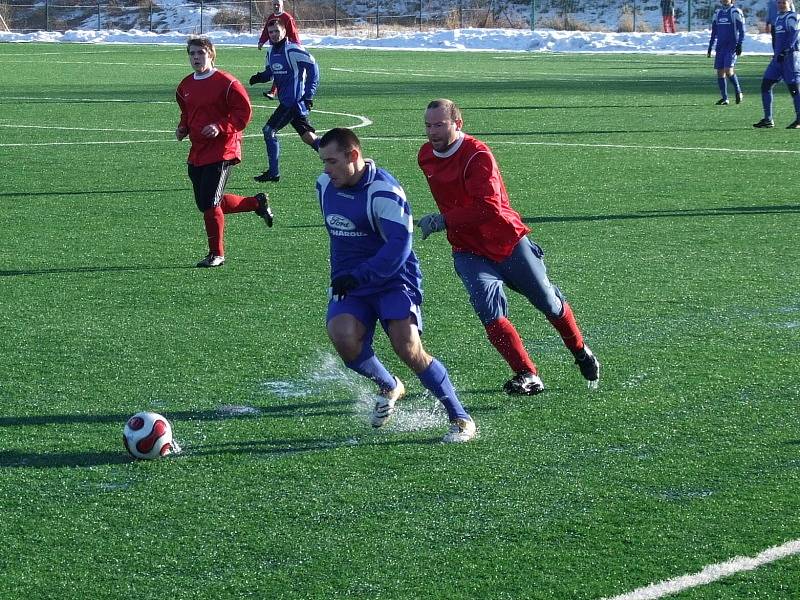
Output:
[0, 433, 442, 468]
[0, 187, 189, 198]
[0, 401, 354, 428]
[522, 204, 800, 225]
[0, 265, 196, 277]
[189, 434, 443, 459]
[467, 103, 702, 111]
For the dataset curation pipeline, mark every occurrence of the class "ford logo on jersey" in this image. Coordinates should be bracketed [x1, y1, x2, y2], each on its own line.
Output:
[327, 214, 356, 231]
[273, 61, 285, 70]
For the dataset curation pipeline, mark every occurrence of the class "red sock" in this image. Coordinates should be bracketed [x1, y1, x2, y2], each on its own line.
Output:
[485, 317, 537, 374]
[221, 193, 258, 214]
[203, 206, 224, 256]
[547, 301, 584, 353]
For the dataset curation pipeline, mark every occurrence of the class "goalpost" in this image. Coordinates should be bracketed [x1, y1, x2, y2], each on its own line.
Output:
[0, 13, 10, 32]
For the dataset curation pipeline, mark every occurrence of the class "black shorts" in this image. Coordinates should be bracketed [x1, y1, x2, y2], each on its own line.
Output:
[266, 103, 316, 136]
[187, 160, 236, 212]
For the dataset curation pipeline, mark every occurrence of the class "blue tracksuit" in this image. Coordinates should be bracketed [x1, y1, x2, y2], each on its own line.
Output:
[709, 5, 745, 69]
[263, 39, 318, 114]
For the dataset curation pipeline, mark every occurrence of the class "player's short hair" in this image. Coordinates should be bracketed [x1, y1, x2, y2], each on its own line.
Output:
[319, 128, 362, 154]
[267, 18, 285, 29]
[186, 37, 216, 63]
[427, 98, 462, 122]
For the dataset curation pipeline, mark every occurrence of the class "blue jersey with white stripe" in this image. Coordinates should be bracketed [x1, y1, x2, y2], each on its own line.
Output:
[774, 11, 800, 57]
[709, 5, 745, 48]
[265, 40, 319, 116]
[317, 160, 423, 300]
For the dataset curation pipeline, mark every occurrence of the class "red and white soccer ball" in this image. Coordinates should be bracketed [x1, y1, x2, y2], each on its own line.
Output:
[123, 411, 176, 460]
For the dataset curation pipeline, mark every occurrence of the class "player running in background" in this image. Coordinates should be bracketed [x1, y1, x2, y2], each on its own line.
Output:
[707, 0, 745, 105]
[417, 99, 600, 395]
[660, 0, 676, 33]
[176, 37, 273, 268]
[256, 0, 301, 100]
[754, 0, 800, 128]
[317, 127, 476, 443]
[249, 18, 319, 183]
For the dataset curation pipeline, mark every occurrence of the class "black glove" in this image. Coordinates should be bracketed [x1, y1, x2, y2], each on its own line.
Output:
[777, 52, 785, 63]
[735, 43, 742, 56]
[707, 48, 712, 58]
[249, 73, 260, 86]
[304, 98, 313, 110]
[330, 274, 358, 298]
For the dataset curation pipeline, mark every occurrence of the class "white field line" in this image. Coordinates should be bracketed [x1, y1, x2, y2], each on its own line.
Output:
[0, 101, 795, 155]
[601, 539, 800, 600]
[0, 107, 372, 147]
[328, 66, 673, 82]
[357, 135, 800, 155]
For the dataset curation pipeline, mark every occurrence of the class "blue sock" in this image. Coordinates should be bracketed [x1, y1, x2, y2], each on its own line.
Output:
[312, 138, 321, 152]
[762, 88, 773, 120]
[264, 130, 280, 177]
[418, 359, 469, 422]
[345, 345, 395, 392]
[717, 77, 727, 100]
[729, 74, 741, 94]
[792, 93, 800, 119]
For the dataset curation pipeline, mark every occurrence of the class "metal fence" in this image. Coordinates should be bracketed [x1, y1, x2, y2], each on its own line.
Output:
[0, 0, 771, 36]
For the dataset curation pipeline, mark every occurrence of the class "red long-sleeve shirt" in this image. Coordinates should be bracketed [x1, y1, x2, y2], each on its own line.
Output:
[418, 134, 530, 262]
[176, 69, 252, 167]
[258, 11, 301, 46]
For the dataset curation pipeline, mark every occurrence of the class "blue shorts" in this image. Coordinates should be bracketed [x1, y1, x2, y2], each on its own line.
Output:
[326, 287, 423, 335]
[714, 45, 738, 70]
[763, 53, 800, 84]
[452, 237, 565, 326]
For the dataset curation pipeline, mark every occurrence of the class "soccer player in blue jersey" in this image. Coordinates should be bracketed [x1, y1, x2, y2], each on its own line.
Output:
[707, 0, 745, 105]
[767, 0, 779, 49]
[754, 0, 800, 128]
[249, 18, 320, 183]
[316, 128, 476, 443]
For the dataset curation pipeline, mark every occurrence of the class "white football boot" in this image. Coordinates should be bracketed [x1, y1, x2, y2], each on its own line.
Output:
[196, 253, 225, 268]
[371, 377, 405, 428]
[442, 417, 477, 443]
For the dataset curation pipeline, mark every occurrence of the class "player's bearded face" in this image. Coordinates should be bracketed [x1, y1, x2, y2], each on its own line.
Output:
[425, 107, 461, 152]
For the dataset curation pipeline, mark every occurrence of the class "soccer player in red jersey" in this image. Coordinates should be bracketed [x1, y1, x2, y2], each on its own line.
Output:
[417, 99, 600, 394]
[257, 0, 301, 100]
[176, 37, 273, 268]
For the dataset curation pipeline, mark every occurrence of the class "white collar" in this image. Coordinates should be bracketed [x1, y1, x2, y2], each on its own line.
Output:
[432, 132, 465, 158]
[193, 68, 217, 80]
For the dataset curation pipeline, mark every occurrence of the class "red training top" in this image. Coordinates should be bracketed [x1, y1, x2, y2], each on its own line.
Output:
[418, 133, 530, 263]
[176, 69, 252, 167]
[258, 11, 301, 46]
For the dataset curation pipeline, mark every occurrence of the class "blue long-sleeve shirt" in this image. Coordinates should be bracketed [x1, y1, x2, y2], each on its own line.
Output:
[773, 10, 800, 57]
[317, 160, 423, 301]
[256, 39, 319, 116]
[709, 5, 745, 50]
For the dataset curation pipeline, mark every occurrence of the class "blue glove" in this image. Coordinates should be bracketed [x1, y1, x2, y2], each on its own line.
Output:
[330, 274, 359, 301]
[707, 48, 712, 58]
[735, 43, 742, 56]
[249, 73, 261, 85]
[418, 213, 446, 240]
[303, 98, 313, 110]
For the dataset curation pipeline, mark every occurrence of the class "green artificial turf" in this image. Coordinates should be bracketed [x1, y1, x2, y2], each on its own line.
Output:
[0, 43, 798, 599]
